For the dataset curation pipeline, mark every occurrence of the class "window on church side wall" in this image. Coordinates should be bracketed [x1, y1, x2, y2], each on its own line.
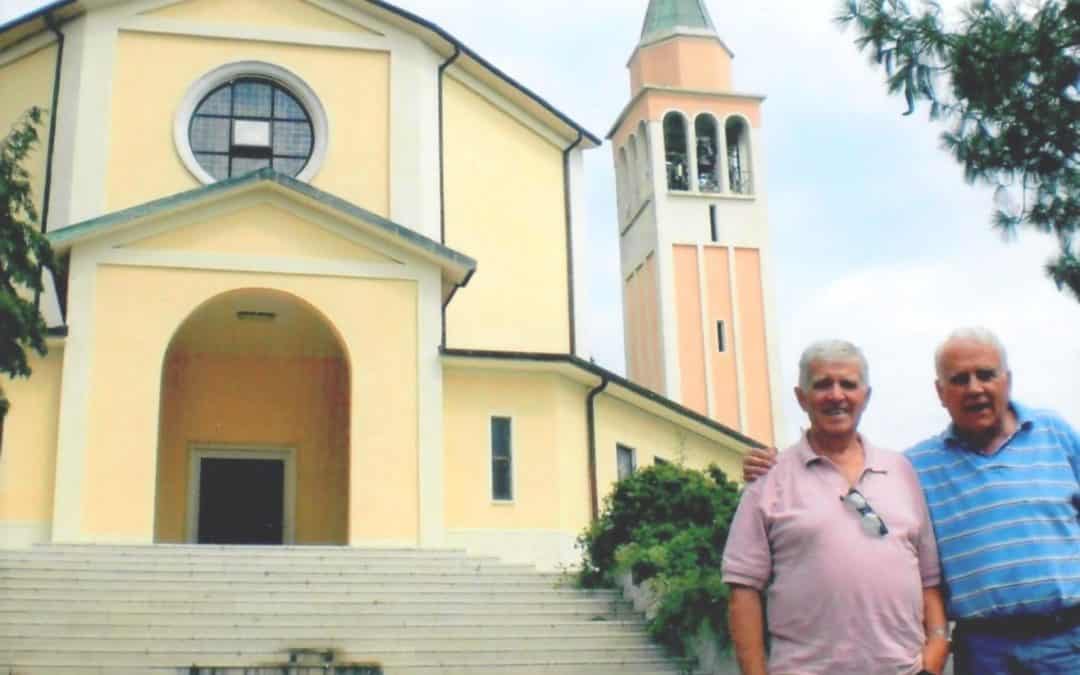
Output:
[491, 417, 513, 501]
[617, 443, 637, 480]
[726, 117, 753, 195]
[189, 78, 314, 181]
[695, 114, 720, 193]
[663, 112, 689, 191]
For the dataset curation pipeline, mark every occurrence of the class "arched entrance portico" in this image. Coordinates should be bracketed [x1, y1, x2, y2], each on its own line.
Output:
[154, 288, 350, 545]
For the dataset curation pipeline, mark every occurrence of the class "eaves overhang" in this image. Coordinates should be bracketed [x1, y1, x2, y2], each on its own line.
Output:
[48, 168, 478, 292]
[440, 348, 766, 451]
[356, 0, 602, 149]
[607, 85, 767, 140]
[0, 0, 78, 50]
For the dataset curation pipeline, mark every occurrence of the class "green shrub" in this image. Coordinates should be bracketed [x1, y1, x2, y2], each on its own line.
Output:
[577, 463, 742, 655]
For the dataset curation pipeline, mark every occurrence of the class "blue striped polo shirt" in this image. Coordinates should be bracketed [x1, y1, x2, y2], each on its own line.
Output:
[906, 402, 1080, 620]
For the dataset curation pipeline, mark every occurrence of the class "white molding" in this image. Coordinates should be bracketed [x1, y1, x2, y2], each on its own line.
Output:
[0, 520, 51, 548]
[65, 9, 119, 224]
[119, 16, 389, 51]
[172, 60, 330, 186]
[655, 221, 679, 402]
[727, 245, 748, 433]
[416, 266, 445, 547]
[567, 147, 589, 356]
[186, 445, 297, 545]
[387, 30, 441, 238]
[696, 244, 716, 418]
[0, 31, 58, 67]
[445, 66, 566, 150]
[96, 250, 414, 281]
[51, 247, 98, 542]
[42, 14, 85, 231]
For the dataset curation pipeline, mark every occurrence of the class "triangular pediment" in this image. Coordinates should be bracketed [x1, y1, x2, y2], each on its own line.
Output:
[122, 201, 401, 264]
[142, 0, 382, 35]
[50, 170, 476, 300]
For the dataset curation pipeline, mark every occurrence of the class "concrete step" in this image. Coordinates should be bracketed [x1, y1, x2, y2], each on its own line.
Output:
[0, 647, 668, 667]
[0, 634, 659, 651]
[0, 545, 687, 675]
[0, 662, 688, 674]
[0, 610, 634, 626]
[0, 577, 586, 594]
[0, 587, 630, 609]
[0, 621, 648, 640]
[0, 567, 565, 583]
[0, 553, 535, 573]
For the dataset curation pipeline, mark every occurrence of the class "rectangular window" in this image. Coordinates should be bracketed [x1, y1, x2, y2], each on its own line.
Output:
[717, 320, 727, 353]
[491, 417, 513, 501]
[617, 444, 637, 481]
[709, 205, 719, 242]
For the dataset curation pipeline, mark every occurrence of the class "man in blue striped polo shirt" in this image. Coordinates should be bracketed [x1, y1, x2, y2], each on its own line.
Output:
[742, 327, 1080, 674]
[906, 327, 1080, 674]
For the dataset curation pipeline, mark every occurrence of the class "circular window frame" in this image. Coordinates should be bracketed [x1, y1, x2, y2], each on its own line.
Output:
[174, 61, 329, 185]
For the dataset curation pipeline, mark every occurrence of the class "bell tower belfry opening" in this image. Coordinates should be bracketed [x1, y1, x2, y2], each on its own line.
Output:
[610, 0, 783, 445]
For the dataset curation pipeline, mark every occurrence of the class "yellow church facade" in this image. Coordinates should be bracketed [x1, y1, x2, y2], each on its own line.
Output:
[0, 0, 768, 570]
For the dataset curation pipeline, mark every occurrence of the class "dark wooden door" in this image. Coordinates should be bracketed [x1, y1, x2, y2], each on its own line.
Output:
[197, 458, 284, 545]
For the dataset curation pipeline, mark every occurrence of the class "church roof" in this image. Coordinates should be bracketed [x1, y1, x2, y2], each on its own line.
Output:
[0, 0, 600, 147]
[640, 0, 717, 44]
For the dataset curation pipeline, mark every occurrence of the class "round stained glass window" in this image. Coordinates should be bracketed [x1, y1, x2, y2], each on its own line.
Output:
[188, 78, 315, 181]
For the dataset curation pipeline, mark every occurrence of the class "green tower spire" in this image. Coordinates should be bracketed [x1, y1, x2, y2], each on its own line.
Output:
[640, 0, 717, 44]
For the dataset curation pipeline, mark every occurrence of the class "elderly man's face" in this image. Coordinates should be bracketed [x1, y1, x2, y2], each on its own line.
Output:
[935, 338, 1011, 438]
[795, 359, 870, 438]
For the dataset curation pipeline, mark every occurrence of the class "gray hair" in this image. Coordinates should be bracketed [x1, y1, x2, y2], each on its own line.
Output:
[934, 327, 1009, 379]
[798, 339, 870, 390]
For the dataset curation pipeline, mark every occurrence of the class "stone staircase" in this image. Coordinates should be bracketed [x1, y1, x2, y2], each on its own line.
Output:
[0, 545, 690, 674]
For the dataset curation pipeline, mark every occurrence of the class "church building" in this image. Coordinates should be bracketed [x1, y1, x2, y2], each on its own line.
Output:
[0, 0, 778, 571]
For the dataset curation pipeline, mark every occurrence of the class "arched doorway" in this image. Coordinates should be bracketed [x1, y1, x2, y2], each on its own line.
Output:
[154, 288, 350, 545]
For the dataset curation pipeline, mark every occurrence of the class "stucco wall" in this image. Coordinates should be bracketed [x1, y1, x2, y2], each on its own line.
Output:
[594, 393, 743, 495]
[155, 353, 349, 544]
[76, 264, 417, 543]
[442, 76, 570, 354]
[625, 253, 664, 395]
[0, 346, 63, 545]
[107, 31, 389, 214]
[0, 42, 57, 219]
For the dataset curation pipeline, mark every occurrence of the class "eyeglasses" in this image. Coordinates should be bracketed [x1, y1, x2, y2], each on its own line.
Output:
[944, 368, 1000, 387]
[840, 488, 888, 537]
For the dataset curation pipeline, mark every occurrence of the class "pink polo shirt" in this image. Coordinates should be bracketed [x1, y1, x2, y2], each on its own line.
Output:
[722, 435, 940, 675]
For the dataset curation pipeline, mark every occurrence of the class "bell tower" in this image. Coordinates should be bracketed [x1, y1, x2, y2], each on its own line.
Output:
[610, 0, 782, 444]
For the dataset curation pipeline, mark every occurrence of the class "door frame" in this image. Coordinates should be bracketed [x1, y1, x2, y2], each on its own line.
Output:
[186, 444, 297, 545]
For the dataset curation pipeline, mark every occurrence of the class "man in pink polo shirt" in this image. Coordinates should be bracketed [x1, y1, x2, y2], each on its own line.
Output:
[723, 340, 948, 675]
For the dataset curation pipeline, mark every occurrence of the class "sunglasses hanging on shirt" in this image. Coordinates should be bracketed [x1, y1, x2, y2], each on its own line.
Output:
[841, 487, 889, 537]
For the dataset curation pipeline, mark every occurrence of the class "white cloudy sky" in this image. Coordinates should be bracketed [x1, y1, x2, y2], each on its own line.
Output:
[3, 0, 1078, 449]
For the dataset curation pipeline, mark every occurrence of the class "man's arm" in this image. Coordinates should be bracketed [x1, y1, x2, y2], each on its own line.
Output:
[920, 586, 949, 675]
[729, 584, 768, 675]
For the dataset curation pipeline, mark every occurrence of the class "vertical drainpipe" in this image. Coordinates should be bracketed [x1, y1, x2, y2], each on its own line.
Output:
[562, 132, 584, 356]
[585, 375, 609, 522]
[33, 12, 65, 315]
[437, 44, 461, 348]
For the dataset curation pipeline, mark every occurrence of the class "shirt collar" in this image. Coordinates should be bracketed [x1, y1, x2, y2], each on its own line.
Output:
[942, 400, 1034, 448]
[795, 431, 887, 472]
